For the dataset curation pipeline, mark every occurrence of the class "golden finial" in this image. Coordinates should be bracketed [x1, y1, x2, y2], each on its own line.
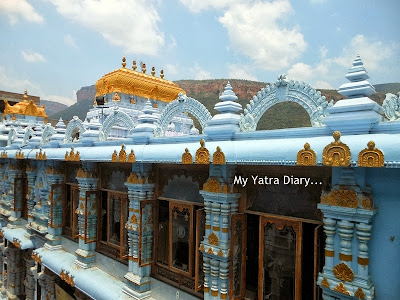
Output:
[160, 69, 164, 79]
[132, 60, 137, 71]
[122, 57, 126, 68]
[151, 66, 156, 76]
[142, 63, 146, 73]
[24, 90, 28, 100]
[333, 131, 341, 142]
[200, 139, 205, 147]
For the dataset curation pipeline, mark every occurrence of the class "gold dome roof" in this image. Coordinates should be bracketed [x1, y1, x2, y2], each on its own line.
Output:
[95, 58, 185, 103]
[3, 90, 47, 118]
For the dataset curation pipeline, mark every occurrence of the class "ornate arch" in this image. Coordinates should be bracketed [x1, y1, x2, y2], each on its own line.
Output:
[99, 107, 136, 141]
[41, 124, 55, 144]
[22, 126, 35, 146]
[63, 116, 86, 143]
[7, 127, 17, 146]
[154, 93, 212, 137]
[239, 75, 334, 131]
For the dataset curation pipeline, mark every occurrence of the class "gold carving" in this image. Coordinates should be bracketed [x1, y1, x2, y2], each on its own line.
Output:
[126, 172, 138, 184]
[111, 150, 118, 162]
[128, 149, 135, 163]
[113, 92, 120, 102]
[321, 277, 329, 288]
[195, 139, 210, 164]
[212, 146, 226, 164]
[221, 183, 229, 194]
[130, 214, 138, 224]
[13, 238, 21, 248]
[95, 62, 185, 103]
[360, 193, 374, 210]
[218, 249, 223, 257]
[333, 262, 354, 282]
[35, 149, 46, 160]
[321, 187, 358, 208]
[65, 146, 80, 161]
[203, 178, 220, 193]
[322, 131, 351, 167]
[182, 148, 192, 164]
[76, 168, 84, 178]
[333, 282, 350, 295]
[358, 141, 384, 167]
[200, 245, 205, 252]
[297, 142, 316, 166]
[208, 232, 219, 246]
[207, 247, 214, 255]
[15, 149, 24, 159]
[119, 144, 127, 162]
[3, 93, 48, 118]
[0, 151, 7, 158]
[355, 287, 365, 299]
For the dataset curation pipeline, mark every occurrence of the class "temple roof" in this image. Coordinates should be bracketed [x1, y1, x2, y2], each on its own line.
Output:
[95, 57, 185, 103]
[3, 90, 47, 118]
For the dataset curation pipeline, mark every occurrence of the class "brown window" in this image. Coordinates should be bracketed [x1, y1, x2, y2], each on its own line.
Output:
[98, 191, 128, 262]
[14, 177, 28, 219]
[63, 184, 79, 240]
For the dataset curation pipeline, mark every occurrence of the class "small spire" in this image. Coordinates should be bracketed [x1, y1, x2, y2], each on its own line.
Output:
[141, 63, 146, 73]
[132, 60, 137, 71]
[160, 69, 164, 79]
[24, 89, 28, 100]
[151, 66, 156, 76]
[122, 57, 126, 68]
[219, 82, 238, 102]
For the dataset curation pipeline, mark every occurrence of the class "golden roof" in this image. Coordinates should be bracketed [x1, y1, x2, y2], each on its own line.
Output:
[4, 90, 47, 118]
[95, 58, 185, 103]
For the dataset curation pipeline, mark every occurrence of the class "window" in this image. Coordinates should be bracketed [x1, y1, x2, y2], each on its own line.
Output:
[14, 177, 28, 219]
[98, 191, 128, 261]
[63, 185, 79, 240]
[155, 199, 204, 296]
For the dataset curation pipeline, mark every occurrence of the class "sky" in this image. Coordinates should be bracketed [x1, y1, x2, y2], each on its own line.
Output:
[0, 0, 399, 106]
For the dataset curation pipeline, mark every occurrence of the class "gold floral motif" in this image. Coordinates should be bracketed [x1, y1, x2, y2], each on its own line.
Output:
[0, 151, 7, 158]
[208, 232, 219, 246]
[218, 249, 223, 257]
[15, 150, 24, 159]
[355, 287, 365, 299]
[207, 247, 214, 255]
[36, 149, 47, 160]
[322, 131, 351, 167]
[320, 187, 358, 208]
[130, 214, 138, 224]
[195, 139, 210, 164]
[212, 146, 226, 164]
[333, 282, 350, 295]
[297, 142, 316, 166]
[358, 141, 384, 167]
[333, 262, 354, 282]
[360, 193, 374, 210]
[126, 172, 138, 184]
[321, 277, 329, 288]
[182, 148, 193, 164]
[128, 149, 135, 163]
[203, 178, 220, 193]
[119, 144, 127, 162]
[200, 245, 205, 252]
[111, 150, 118, 162]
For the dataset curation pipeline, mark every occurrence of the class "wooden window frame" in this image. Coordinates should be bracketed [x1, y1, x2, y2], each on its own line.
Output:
[63, 184, 79, 240]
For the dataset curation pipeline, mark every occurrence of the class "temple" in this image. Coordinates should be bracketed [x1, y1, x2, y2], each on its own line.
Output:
[0, 55, 399, 300]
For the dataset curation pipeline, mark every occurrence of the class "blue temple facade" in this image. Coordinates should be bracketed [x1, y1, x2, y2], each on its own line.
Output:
[0, 55, 399, 300]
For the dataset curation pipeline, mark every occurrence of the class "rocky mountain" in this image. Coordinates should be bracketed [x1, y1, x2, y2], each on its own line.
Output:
[40, 100, 68, 116]
[76, 85, 97, 102]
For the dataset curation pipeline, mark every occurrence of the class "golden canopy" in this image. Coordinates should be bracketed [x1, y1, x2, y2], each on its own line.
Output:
[95, 58, 185, 103]
[3, 91, 47, 118]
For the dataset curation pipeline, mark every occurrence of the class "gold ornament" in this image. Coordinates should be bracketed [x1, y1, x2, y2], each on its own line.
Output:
[297, 142, 316, 166]
[212, 146, 226, 164]
[358, 141, 384, 167]
[322, 131, 351, 166]
[182, 148, 193, 164]
[321, 277, 329, 288]
[321, 186, 358, 208]
[333, 262, 354, 282]
[195, 139, 210, 164]
[355, 287, 365, 299]
[203, 178, 221, 193]
[333, 282, 350, 295]
[208, 232, 219, 246]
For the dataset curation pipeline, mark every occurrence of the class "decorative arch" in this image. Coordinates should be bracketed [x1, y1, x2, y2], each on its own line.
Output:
[154, 93, 212, 137]
[239, 75, 334, 131]
[64, 116, 86, 143]
[41, 124, 55, 144]
[99, 108, 136, 141]
[22, 126, 35, 146]
[7, 127, 17, 146]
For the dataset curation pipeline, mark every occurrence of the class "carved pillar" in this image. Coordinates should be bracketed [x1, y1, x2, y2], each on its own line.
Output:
[317, 168, 377, 300]
[38, 268, 56, 300]
[75, 163, 98, 268]
[0, 241, 4, 294]
[25, 163, 37, 225]
[7, 160, 24, 227]
[23, 250, 35, 300]
[200, 164, 240, 300]
[4, 244, 25, 299]
[123, 164, 154, 300]
[45, 164, 64, 250]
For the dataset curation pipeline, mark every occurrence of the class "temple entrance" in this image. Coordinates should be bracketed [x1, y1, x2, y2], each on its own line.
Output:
[245, 213, 323, 300]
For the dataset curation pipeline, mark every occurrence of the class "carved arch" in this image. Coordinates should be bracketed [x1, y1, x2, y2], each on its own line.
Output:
[99, 108, 136, 141]
[154, 93, 212, 137]
[22, 126, 35, 146]
[7, 127, 17, 146]
[63, 116, 86, 143]
[239, 75, 334, 131]
[41, 124, 55, 144]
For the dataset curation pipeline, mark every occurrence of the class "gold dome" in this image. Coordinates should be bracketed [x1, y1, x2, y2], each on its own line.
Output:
[3, 90, 47, 118]
[95, 59, 185, 103]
